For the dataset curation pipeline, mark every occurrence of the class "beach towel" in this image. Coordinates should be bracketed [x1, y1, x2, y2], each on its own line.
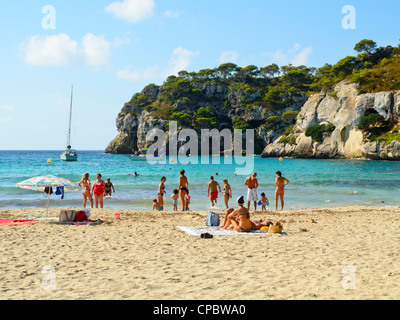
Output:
[72, 219, 103, 226]
[177, 226, 291, 237]
[0, 219, 39, 226]
[27, 217, 59, 222]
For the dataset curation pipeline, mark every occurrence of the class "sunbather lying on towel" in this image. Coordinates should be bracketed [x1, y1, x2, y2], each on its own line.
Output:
[218, 196, 254, 233]
[219, 197, 273, 232]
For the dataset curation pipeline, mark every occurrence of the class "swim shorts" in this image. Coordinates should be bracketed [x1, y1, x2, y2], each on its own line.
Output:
[247, 188, 258, 202]
[210, 191, 219, 201]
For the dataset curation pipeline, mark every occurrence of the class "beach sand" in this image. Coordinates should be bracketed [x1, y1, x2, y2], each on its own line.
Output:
[1, 205, 399, 300]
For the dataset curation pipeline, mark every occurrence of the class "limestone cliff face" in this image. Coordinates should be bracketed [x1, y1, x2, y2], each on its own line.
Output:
[106, 80, 400, 160]
[261, 81, 400, 160]
[105, 81, 307, 155]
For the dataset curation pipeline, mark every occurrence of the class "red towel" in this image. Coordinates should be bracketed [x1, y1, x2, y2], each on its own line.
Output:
[0, 219, 38, 226]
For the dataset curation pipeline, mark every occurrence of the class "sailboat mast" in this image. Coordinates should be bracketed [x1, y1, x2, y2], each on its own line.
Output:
[67, 85, 73, 148]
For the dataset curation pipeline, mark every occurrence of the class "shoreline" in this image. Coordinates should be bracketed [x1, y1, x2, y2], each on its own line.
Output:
[1, 205, 400, 300]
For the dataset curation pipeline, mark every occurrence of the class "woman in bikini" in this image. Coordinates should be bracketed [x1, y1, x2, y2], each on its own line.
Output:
[275, 171, 289, 211]
[92, 173, 105, 209]
[158, 176, 167, 211]
[178, 169, 189, 211]
[220, 196, 253, 233]
[78, 172, 93, 208]
[222, 179, 232, 209]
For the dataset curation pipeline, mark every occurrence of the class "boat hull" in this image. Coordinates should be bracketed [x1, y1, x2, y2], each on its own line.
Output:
[61, 154, 78, 161]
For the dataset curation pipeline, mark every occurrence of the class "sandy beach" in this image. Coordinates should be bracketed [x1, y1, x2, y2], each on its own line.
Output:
[1, 205, 399, 300]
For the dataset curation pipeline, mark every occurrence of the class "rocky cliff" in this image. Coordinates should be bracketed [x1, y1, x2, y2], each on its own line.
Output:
[106, 80, 400, 160]
[261, 81, 400, 160]
[106, 40, 400, 160]
[105, 80, 308, 155]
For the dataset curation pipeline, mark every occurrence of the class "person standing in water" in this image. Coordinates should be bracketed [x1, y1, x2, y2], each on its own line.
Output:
[245, 172, 259, 211]
[104, 178, 115, 198]
[207, 176, 221, 207]
[222, 179, 232, 209]
[92, 173, 106, 209]
[275, 171, 289, 211]
[78, 172, 93, 208]
[158, 176, 167, 211]
[179, 169, 189, 211]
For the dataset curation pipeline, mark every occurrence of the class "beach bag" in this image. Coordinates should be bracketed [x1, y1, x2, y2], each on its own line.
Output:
[74, 211, 86, 222]
[59, 210, 77, 223]
[206, 211, 220, 227]
[269, 222, 283, 234]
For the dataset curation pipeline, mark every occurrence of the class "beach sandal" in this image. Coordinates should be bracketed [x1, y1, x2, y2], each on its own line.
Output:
[201, 233, 213, 239]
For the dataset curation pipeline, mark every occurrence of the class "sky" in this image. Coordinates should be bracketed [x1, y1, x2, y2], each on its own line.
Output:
[0, 0, 399, 150]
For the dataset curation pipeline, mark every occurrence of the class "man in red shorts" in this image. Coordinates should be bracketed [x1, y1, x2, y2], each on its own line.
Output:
[207, 176, 221, 207]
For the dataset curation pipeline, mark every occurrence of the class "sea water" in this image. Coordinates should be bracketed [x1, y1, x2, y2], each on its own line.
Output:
[1, 150, 400, 211]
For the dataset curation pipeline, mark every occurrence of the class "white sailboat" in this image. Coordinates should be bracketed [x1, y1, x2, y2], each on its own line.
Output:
[61, 86, 78, 161]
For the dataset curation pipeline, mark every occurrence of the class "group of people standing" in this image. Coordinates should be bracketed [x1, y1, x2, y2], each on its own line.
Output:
[154, 170, 290, 212]
[77, 169, 289, 212]
[78, 173, 115, 209]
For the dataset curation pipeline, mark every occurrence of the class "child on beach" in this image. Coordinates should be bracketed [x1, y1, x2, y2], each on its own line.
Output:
[185, 191, 191, 211]
[153, 199, 162, 211]
[261, 192, 269, 211]
[222, 179, 232, 209]
[171, 189, 179, 211]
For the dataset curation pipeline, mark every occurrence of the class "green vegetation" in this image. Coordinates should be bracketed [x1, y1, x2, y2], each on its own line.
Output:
[370, 125, 400, 144]
[357, 112, 394, 143]
[233, 118, 252, 130]
[305, 123, 336, 142]
[281, 110, 299, 122]
[124, 39, 400, 136]
[194, 107, 218, 128]
[358, 113, 385, 131]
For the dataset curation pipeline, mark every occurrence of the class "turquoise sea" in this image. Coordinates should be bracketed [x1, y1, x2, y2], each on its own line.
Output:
[1, 150, 400, 211]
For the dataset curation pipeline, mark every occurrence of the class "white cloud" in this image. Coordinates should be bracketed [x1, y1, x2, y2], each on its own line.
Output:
[21, 33, 112, 67]
[116, 65, 159, 82]
[269, 43, 313, 66]
[0, 106, 13, 123]
[291, 47, 313, 66]
[112, 36, 132, 48]
[164, 46, 199, 77]
[116, 46, 199, 82]
[219, 51, 239, 63]
[105, 0, 155, 23]
[22, 34, 81, 67]
[0, 117, 12, 123]
[164, 10, 179, 19]
[82, 33, 111, 67]
[0, 105, 15, 111]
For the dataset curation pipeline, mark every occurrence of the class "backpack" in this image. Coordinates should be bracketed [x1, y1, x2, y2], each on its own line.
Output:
[206, 211, 220, 227]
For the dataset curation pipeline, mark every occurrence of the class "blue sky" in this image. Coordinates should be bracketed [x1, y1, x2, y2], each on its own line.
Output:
[0, 0, 399, 150]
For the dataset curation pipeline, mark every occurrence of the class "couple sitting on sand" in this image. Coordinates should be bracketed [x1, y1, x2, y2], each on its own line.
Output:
[218, 196, 272, 233]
